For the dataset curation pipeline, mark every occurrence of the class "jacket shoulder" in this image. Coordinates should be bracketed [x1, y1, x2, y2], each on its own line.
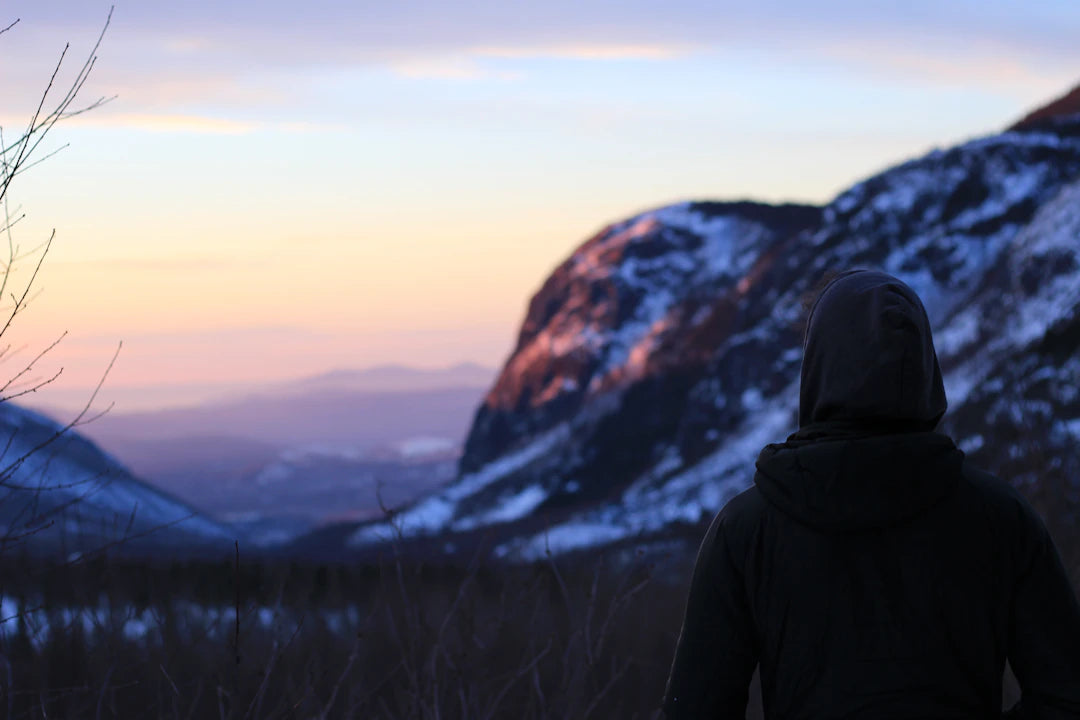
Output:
[958, 460, 1049, 538]
[705, 486, 768, 556]
[961, 461, 1033, 508]
[717, 485, 768, 525]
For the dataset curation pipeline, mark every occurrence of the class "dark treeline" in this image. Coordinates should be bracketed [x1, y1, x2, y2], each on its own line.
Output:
[0, 484, 1075, 719]
[0, 545, 696, 719]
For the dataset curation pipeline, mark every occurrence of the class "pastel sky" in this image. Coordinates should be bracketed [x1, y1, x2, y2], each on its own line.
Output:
[1, 1, 1078, 410]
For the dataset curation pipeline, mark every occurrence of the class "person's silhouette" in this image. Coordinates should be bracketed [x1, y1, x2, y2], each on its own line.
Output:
[663, 269, 1080, 718]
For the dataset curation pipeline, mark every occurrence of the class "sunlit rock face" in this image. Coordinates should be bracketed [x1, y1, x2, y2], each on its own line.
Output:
[345, 102, 1080, 559]
[1011, 82, 1080, 134]
[463, 202, 822, 475]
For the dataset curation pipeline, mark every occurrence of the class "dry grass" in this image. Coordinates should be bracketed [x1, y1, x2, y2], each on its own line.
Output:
[0, 546, 705, 719]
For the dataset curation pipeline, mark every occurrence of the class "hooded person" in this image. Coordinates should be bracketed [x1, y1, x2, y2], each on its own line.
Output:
[662, 269, 1080, 719]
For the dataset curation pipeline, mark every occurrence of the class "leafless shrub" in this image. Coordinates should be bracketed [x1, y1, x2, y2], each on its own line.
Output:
[0, 8, 126, 557]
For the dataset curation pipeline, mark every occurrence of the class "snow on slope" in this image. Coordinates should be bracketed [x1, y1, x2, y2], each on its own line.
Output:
[502, 174, 1080, 560]
[0, 403, 231, 554]
[348, 424, 570, 546]
[495, 388, 798, 559]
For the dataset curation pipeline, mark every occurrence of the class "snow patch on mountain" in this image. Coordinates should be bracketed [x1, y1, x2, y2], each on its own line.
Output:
[1009, 181, 1080, 348]
[348, 424, 570, 546]
[395, 436, 457, 458]
[452, 485, 548, 532]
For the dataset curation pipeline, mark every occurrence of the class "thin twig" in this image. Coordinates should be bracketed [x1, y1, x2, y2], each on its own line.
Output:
[0, 340, 120, 489]
[160, 664, 180, 697]
[481, 639, 552, 720]
[318, 633, 361, 720]
[0, 330, 66, 395]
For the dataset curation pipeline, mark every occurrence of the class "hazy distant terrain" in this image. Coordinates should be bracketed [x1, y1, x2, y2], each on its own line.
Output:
[30, 363, 495, 545]
[59, 363, 494, 444]
[82, 386, 489, 447]
[35, 362, 497, 413]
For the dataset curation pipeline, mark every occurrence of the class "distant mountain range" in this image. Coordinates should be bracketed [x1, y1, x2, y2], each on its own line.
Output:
[261, 362, 495, 396]
[321, 82, 1080, 561]
[80, 386, 488, 448]
[33, 362, 496, 414]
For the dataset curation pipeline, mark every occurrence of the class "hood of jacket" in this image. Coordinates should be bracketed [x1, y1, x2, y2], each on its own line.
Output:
[798, 269, 946, 429]
[755, 270, 960, 532]
[755, 424, 964, 532]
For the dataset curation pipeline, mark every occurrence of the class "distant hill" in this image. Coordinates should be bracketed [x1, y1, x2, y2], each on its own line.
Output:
[265, 362, 495, 395]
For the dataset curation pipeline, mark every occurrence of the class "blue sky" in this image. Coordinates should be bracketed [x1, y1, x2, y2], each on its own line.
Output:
[1, 1, 1077, 409]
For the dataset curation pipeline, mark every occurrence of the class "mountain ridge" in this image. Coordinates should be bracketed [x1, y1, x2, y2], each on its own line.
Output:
[294, 88, 1080, 561]
[1011, 82, 1080, 132]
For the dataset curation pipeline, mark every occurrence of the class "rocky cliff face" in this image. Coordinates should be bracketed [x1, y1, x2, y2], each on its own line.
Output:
[346, 94, 1080, 560]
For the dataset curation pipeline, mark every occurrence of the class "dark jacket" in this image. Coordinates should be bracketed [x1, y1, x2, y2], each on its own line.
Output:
[663, 270, 1080, 718]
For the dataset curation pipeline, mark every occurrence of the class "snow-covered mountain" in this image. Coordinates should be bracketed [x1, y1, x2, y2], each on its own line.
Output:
[0, 403, 233, 557]
[333, 86, 1080, 560]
